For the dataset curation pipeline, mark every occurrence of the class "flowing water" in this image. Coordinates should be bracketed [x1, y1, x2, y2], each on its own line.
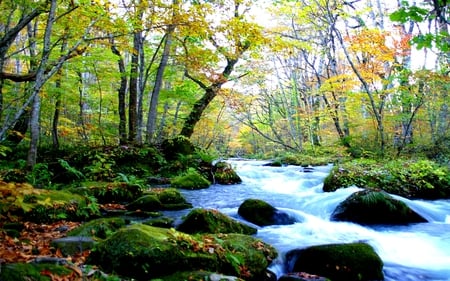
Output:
[167, 159, 450, 281]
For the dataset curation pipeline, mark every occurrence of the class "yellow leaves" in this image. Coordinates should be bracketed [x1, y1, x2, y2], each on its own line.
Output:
[320, 74, 358, 93]
[346, 29, 396, 65]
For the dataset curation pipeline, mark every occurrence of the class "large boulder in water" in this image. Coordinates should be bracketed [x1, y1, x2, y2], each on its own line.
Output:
[286, 242, 384, 281]
[88, 224, 277, 281]
[177, 208, 257, 235]
[331, 190, 427, 225]
[213, 161, 242, 184]
[238, 199, 297, 226]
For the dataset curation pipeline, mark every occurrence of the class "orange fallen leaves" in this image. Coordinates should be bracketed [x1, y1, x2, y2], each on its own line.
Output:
[0, 220, 83, 264]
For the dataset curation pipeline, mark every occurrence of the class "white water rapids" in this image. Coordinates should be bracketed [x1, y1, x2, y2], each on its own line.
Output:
[169, 159, 450, 281]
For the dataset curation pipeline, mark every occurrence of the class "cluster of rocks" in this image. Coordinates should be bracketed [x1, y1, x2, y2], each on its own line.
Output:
[1, 160, 430, 281]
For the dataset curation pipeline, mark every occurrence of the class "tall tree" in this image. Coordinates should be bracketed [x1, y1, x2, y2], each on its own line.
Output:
[146, 0, 178, 144]
[178, 0, 264, 138]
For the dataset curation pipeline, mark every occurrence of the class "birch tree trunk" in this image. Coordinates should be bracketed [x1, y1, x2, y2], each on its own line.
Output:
[27, 0, 58, 169]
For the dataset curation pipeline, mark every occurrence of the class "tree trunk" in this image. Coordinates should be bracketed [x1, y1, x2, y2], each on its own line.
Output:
[52, 41, 67, 149]
[146, 30, 174, 144]
[27, 0, 57, 169]
[110, 39, 128, 144]
[180, 86, 218, 138]
[128, 31, 141, 143]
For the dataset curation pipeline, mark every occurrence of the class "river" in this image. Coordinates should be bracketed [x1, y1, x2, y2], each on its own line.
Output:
[168, 159, 450, 281]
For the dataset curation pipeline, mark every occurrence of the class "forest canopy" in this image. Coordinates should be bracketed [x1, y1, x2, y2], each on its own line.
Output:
[0, 0, 448, 167]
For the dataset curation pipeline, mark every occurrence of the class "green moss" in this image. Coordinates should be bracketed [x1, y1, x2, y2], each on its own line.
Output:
[213, 162, 242, 185]
[67, 217, 128, 239]
[88, 224, 277, 281]
[323, 158, 450, 199]
[170, 168, 211, 190]
[237, 199, 277, 226]
[177, 208, 257, 235]
[156, 188, 186, 204]
[88, 224, 217, 280]
[291, 242, 383, 281]
[126, 194, 163, 211]
[0, 263, 74, 281]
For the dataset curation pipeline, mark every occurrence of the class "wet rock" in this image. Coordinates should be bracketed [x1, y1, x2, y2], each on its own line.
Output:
[126, 194, 163, 211]
[51, 236, 95, 256]
[177, 208, 257, 235]
[286, 242, 383, 281]
[331, 189, 428, 225]
[213, 161, 242, 184]
[238, 199, 297, 226]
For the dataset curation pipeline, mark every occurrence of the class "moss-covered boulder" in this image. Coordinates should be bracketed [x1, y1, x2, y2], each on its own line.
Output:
[323, 159, 450, 199]
[213, 161, 242, 184]
[126, 194, 163, 211]
[143, 216, 175, 228]
[0, 181, 100, 223]
[177, 208, 257, 235]
[0, 262, 76, 281]
[67, 217, 128, 239]
[331, 190, 428, 225]
[154, 187, 193, 210]
[238, 199, 297, 226]
[286, 242, 384, 281]
[171, 168, 211, 190]
[88, 224, 277, 281]
[87, 181, 143, 203]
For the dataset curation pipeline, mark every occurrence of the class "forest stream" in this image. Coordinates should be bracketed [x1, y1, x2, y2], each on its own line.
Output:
[164, 159, 450, 281]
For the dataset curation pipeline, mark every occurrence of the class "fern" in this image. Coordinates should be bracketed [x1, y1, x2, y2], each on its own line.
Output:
[58, 159, 85, 180]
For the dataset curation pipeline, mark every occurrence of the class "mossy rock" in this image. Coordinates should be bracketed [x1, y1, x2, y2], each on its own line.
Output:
[143, 216, 175, 228]
[170, 169, 211, 190]
[67, 217, 128, 239]
[331, 190, 428, 225]
[286, 242, 384, 281]
[88, 224, 277, 281]
[87, 182, 144, 203]
[154, 188, 193, 210]
[238, 199, 297, 226]
[323, 159, 450, 199]
[213, 161, 242, 184]
[0, 262, 75, 281]
[126, 194, 163, 211]
[177, 208, 257, 235]
[0, 182, 100, 222]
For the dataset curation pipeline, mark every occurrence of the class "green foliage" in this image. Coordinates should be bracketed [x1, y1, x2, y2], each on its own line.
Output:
[26, 163, 54, 188]
[0, 144, 12, 157]
[85, 152, 116, 181]
[390, 1, 449, 52]
[324, 158, 450, 199]
[56, 159, 85, 182]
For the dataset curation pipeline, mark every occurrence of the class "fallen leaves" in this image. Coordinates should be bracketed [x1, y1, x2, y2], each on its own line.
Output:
[0, 220, 82, 264]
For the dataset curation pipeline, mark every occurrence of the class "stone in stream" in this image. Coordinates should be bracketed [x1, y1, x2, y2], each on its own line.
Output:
[238, 198, 298, 226]
[285, 242, 384, 281]
[330, 189, 428, 225]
